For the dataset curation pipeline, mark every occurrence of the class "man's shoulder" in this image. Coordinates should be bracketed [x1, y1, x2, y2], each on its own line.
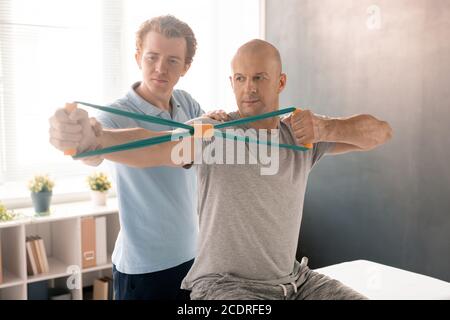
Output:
[173, 88, 193, 99]
[173, 89, 203, 118]
[173, 89, 198, 106]
[95, 98, 134, 128]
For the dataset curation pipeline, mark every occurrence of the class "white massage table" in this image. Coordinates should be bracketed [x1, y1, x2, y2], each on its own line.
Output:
[315, 260, 450, 300]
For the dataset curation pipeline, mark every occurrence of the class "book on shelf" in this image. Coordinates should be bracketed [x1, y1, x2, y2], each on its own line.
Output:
[92, 276, 113, 300]
[81, 217, 96, 268]
[31, 236, 43, 274]
[36, 237, 49, 273]
[26, 236, 49, 275]
[93, 277, 109, 300]
[26, 236, 40, 275]
[105, 276, 114, 300]
[26, 238, 38, 276]
[95, 216, 107, 266]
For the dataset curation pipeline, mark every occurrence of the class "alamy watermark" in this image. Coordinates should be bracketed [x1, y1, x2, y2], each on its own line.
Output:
[66, 265, 81, 290]
[170, 128, 281, 176]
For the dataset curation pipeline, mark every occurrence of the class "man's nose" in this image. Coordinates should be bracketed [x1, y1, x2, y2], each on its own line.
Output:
[155, 58, 168, 74]
[245, 79, 257, 94]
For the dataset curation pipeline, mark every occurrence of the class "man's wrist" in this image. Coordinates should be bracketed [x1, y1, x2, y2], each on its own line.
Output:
[97, 131, 107, 151]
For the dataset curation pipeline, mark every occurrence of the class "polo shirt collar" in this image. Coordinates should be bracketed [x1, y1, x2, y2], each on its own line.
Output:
[126, 82, 180, 118]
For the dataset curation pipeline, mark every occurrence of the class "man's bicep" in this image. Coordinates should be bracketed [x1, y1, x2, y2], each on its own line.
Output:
[326, 142, 365, 155]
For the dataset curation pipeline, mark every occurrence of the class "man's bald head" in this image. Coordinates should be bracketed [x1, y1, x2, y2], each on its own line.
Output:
[229, 39, 287, 121]
[231, 39, 282, 74]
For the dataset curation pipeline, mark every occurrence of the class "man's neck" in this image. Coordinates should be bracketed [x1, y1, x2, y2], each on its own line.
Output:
[135, 82, 172, 113]
[238, 110, 280, 130]
[248, 118, 280, 130]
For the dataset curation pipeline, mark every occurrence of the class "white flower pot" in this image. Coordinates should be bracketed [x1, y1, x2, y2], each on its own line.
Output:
[90, 190, 107, 206]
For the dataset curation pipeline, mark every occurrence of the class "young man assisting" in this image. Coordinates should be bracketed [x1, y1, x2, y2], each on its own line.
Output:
[50, 15, 227, 300]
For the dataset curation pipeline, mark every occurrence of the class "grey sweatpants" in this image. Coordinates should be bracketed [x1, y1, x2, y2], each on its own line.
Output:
[190, 257, 368, 300]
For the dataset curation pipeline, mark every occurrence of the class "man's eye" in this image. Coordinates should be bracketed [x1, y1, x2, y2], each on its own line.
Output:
[169, 59, 179, 65]
[235, 76, 244, 82]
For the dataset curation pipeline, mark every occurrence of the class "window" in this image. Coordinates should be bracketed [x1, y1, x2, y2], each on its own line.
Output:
[0, 0, 262, 206]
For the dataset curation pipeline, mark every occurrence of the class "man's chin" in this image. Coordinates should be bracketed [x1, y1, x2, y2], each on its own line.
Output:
[149, 83, 172, 95]
[238, 105, 267, 118]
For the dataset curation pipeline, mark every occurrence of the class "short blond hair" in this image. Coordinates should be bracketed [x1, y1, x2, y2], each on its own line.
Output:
[136, 15, 197, 65]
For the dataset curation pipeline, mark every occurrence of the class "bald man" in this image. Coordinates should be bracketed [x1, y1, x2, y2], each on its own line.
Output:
[49, 39, 392, 300]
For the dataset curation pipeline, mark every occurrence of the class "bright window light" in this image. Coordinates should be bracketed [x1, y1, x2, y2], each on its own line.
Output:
[0, 0, 261, 205]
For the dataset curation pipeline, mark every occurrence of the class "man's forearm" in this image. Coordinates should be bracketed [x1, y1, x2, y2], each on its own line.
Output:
[100, 128, 160, 147]
[319, 114, 393, 150]
[97, 128, 175, 167]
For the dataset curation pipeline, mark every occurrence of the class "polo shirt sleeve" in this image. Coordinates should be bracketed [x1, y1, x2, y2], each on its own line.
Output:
[191, 97, 204, 118]
[95, 103, 134, 130]
[177, 89, 205, 118]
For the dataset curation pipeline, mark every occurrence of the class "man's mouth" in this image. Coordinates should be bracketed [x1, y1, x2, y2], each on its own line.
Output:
[242, 99, 260, 105]
[151, 78, 169, 84]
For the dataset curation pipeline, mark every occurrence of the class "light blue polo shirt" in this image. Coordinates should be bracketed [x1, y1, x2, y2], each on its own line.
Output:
[96, 82, 204, 274]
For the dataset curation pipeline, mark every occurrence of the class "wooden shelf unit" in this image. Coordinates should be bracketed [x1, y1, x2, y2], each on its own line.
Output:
[0, 199, 119, 300]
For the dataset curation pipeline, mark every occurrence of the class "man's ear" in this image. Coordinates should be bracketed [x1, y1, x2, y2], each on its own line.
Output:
[181, 63, 191, 77]
[278, 73, 287, 94]
[135, 51, 142, 70]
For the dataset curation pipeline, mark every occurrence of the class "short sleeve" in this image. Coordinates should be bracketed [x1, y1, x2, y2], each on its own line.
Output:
[193, 99, 205, 118]
[174, 89, 205, 118]
[94, 103, 135, 129]
[95, 108, 122, 129]
[311, 142, 336, 168]
[186, 92, 204, 118]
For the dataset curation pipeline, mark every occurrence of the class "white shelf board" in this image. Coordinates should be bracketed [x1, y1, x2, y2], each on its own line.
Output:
[0, 269, 24, 289]
[82, 256, 113, 273]
[0, 219, 26, 229]
[0, 198, 118, 229]
[26, 257, 71, 283]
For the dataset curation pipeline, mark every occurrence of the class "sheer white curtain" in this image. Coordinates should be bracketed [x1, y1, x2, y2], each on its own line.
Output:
[0, 0, 262, 206]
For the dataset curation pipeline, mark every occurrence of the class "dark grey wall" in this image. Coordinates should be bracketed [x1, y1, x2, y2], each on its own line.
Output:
[266, 0, 450, 281]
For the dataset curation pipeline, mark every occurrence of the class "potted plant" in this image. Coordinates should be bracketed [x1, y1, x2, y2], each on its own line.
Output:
[28, 174, 54, 216]
[87, 172, 111, 206]
[0, 202, 17, 222]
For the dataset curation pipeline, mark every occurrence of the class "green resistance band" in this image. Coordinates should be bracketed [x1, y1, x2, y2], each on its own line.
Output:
[74, 128, 309, 160]
[72, 102, 308, 159]
[75, 101, 194, 131]
[214, 131, 310, 152]
[214, 107, 296, 129]
[73, 131, 191, 159]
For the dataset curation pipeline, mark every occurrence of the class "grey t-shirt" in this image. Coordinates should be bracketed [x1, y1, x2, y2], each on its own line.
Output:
[181, 112, 335, 289]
